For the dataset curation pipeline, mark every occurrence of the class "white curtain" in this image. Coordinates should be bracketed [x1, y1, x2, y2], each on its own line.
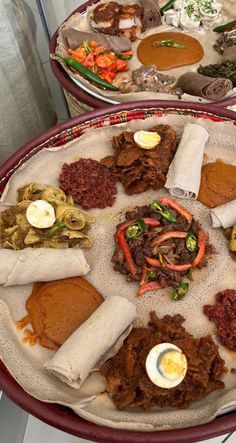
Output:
[0, 0, 56, 165]
[40, 0, 85, 37]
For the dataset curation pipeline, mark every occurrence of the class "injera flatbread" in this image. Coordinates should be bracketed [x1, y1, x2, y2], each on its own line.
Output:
[55, 0, 236, 104]
[0, 114, 236, 430]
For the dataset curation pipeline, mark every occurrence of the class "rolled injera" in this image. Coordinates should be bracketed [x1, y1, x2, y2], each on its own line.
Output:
[45, 295, 137, 388]
[62, 28, 131, 52]
[140, 0, 162, 30]
[177, 72, 233, 101]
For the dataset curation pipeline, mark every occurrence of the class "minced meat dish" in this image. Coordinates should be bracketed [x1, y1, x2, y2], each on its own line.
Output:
[100, 311, 226, 410]
[59, 158, 117, 209]
[204, 289, 236, 351]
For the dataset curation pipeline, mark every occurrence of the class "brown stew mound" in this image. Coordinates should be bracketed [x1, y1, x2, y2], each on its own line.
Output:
[204, 289, 236, 351]
[100, 311, 226, 410]
[59, 158, 117, 209]
[101, 125, 177, 195]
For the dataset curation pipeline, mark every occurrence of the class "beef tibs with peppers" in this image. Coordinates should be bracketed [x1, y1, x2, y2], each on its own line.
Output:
[112, 197, 214, 297]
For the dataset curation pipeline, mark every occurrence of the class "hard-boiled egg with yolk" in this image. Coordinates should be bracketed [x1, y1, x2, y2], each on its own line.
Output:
[26, 200, 56, 229]
[134, 130, 161, 150]
[146, 343, 187, 389]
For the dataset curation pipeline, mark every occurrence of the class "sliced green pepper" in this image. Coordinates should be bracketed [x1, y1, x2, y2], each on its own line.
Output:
[45, 221, 66, 238]
[185, 232, 198, 252]
[99, 50, 132, 60]
[82, 40, 91, 54]
[213, 20, 236, 33]
[150, 199, 176, 222]
[171, 283, 189, 301]
[187, 268, 194, 281]
[126, 219, 147, 239]
[160, 0, 176, 15]
[147, 271, 157, 281]
[152, 39, 186, 49]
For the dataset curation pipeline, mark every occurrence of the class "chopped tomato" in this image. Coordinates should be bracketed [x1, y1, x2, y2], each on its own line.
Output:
[94, 46, 109, 56]
[116, 59, 129, 72]
[68, 48, 86, 63]
[99, 70, 116, 83]
[96, 53, 117, 69]
[83, 53, 95, 68]
[89, 40, 98, 49]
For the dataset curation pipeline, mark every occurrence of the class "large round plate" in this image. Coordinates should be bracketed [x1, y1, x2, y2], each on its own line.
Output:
[50, 0, 236, 109]
[1, 101, 236, 442]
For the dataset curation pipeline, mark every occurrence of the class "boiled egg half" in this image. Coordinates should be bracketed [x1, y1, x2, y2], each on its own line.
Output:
[146, 343, 187, 389]
[134, 130, 161, 150]
[26, 200, 56, 229]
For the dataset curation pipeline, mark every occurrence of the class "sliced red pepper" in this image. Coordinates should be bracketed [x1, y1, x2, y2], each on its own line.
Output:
[137, 281, 161, 298]
[115, 218, 160, 276]
[144, 256, 161, 267]
[142, 217, 160, 227]
[158, 197, 193, 222]
[144, 255, 191, 272]
[191, 230, 206, 267]
[116, 229, 137, 276]
[151, 230, 188, 247]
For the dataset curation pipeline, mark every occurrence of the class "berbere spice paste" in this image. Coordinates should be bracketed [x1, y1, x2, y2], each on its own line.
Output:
[204, 289, 236, 351]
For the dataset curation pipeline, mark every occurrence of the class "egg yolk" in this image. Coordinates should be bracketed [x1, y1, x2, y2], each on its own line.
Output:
[159, 350, 187, 381]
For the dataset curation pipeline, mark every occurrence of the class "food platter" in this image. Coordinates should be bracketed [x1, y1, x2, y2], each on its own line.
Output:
[50, 0, 236, 108]
[0, 101, 236, 442]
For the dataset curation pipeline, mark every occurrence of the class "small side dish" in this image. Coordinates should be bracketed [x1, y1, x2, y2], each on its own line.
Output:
[100, 310, 226, 410]
[112, 197, 213, 297]
[0, 183, 94, 249]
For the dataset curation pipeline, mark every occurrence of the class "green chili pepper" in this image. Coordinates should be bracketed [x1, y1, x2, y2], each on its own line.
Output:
[185, 232, 198, 252]
[100, 50, 132, 60]
[82, 40, 91, 54]
[152, 39, 186, 49]
[45, 221, 66, 238]
[213, 20, 236, 33]
[187, 268, 194, 281]
[147, 271, 157, 281]
[115, 52, 132, 60]
[150, 199, 176, 222]
[171, 283, 189, 301]
[56, 53, 119, 91]
[160, 0, 176, 15]
[126, 219, 147, 239]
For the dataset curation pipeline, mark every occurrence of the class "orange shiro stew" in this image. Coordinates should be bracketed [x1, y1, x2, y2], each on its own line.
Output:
[198, 160, 236, 208]
[17, 277, 104, 350]
[137, 32, 204, 70]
